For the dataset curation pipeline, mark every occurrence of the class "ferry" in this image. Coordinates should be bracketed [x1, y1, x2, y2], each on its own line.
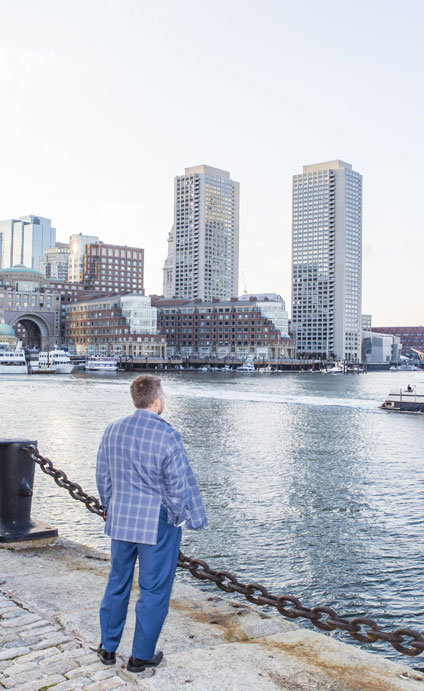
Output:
[31, 347, 74, 374]
[380, 385, 424, 413]
[85, 356, 118, 372]
[0, 341, 28, 374]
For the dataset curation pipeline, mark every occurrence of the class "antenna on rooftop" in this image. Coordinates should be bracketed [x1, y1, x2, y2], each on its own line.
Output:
[242, 271, 248, 295]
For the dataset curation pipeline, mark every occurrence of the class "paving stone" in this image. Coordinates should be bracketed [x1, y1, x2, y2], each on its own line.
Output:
[1, 613, 42, 628]
[84, 678, 126, 690]
[13, 646, 59, 664]
[18, 626, 57, 645]
[50, 678, 94, 690]
[72, 651, 99, 664]
[30, 632, 72, 650]
[0, 668, 44, 687]
[1, 659, 42, 676]
[39, 658, 79, 676]
[0, 646, 31, 661]
[66, 661, 109, 678]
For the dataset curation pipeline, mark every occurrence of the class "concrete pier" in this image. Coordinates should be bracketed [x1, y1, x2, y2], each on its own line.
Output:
[0, 539, 423, 690]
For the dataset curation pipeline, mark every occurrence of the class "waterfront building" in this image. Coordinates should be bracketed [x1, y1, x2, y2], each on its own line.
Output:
[65, 294, 165, 358]
[0, 265, 62, 349]
[68, 233, 99, 282]
[372, 326, 424, 359]
[0, 216, 56, 272]
[39, 243, 70, 281]
[291, 160, 362, 360]
[83, 242, 144, 295]
[153, 295, 294, 360]
[362, 330, 401, 364]
[162, 165, 240, 301]
[0, 265, 100, 348]
[362, 314, 372, 331]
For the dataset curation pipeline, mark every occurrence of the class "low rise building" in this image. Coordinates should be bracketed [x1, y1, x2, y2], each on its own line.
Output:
[153, 295, 294, 359]
[65, 294, 166, 358]
[362, 330, 401, 364]
[372, 326, 424, 359]
[83, 242, 144, 296]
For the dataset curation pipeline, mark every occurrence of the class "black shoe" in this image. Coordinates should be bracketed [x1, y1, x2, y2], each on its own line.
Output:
[94, 644, 116, 666]
[127, 651, 163, 673]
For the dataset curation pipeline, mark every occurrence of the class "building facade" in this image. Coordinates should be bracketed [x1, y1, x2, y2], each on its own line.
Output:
[291, 160, 362, 360]
[65, 294, 165, 358]
[362, 330, 401, 364]
[0, 216, 56, 272]
[68, 233, 99, 282]
[371, 326, 424, 359]
[0, 265, 62, 349]
[40, 243, 70, 281]
[163, 165, 240, 301]
[153, 295, 294, 359]
[361, 314, 372, 331]
[83, 242, 144, 295]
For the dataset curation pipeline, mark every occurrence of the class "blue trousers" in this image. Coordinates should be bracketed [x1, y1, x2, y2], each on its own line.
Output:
[100, 506, 181, 659]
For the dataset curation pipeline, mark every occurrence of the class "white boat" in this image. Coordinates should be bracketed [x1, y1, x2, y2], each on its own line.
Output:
[32, 347, 75, 374]
[85, 356, 118, 372]
[325, 362, 344, 375]
[237, 358, 255, 372]
[380, 385, 424, 413]
[0, 341, 28, 374]
[389, 363, 421, 372]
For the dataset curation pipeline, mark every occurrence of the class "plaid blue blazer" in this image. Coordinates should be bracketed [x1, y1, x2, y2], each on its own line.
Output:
[96, 409, 207, 545]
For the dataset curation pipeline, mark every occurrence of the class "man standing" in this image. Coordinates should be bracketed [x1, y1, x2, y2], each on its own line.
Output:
[96, 375, 207, 673]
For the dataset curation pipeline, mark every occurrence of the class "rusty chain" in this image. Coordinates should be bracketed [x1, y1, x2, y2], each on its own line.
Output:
[24, 444, 424, 658]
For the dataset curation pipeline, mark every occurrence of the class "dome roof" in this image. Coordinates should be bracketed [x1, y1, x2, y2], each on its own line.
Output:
[0, 264, 44, 276]
[0, 323, 15, 336]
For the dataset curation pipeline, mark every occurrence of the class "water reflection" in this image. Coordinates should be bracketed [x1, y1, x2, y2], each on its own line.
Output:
[1, 370, 424, 663]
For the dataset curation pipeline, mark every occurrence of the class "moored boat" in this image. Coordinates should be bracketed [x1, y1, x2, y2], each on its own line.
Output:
[380, 385, 424, 413]
[85, 356, 118, 372]
[0, 341, 28, 374]
[31, 347, 74, 374]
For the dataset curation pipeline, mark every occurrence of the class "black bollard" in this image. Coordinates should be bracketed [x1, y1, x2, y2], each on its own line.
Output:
[0, 440, 58, 544]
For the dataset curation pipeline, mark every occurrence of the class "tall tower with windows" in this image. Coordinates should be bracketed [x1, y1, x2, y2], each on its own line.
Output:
[163, 165, 239, 300]
[291, 160, 362, 360]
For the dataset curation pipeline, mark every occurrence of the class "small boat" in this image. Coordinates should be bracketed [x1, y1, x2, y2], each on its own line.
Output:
[389, 363, 420, 372]
[31, 347, 74, 374]
[380, 385, 424, 413]
[85, 356, 118, 372]
[325, 363, 344, 375]
[0, 341, 28, 374]
[237, 358, 255, 372]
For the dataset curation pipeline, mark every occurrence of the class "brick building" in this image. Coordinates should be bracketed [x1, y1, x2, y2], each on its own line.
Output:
[83, 242, 144, 296]
[65, 294, 166, 358]
[153, 295, 295, 359]
[372, 326, 424, 358]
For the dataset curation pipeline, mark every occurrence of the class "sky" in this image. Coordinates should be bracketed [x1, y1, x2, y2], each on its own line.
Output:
[0, 0, 423, 325]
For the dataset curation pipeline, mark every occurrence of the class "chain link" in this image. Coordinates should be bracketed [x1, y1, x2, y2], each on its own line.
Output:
[25, 444, 424, 658]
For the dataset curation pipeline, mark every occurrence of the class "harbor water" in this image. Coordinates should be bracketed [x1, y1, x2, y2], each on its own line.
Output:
[1, 369, 424, 664]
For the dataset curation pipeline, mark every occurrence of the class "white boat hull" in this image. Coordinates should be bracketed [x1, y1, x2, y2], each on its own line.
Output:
[0, 364, 27, 374]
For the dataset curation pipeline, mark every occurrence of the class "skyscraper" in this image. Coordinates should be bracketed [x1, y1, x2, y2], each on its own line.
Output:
[0, 215, 56, 271]
[68, 233, 99, 282]
[163, 165, 240, 301]
[291, 160, 362, 360]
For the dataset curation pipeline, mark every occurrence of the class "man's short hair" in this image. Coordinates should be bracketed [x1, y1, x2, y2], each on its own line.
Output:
[130, 375, 162, 409]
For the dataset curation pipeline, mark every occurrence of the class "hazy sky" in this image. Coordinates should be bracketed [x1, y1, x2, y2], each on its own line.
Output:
[0, 0, 423, 325]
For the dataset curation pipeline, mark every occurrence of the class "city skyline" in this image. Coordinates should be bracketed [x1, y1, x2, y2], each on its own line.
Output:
[0, 1, 423, 324]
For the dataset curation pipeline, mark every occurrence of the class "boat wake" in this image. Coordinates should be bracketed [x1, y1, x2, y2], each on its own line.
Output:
[170, 387, 378, 410]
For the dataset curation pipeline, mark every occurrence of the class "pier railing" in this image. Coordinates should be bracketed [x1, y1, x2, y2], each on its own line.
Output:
[1, 439, 424, 659]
